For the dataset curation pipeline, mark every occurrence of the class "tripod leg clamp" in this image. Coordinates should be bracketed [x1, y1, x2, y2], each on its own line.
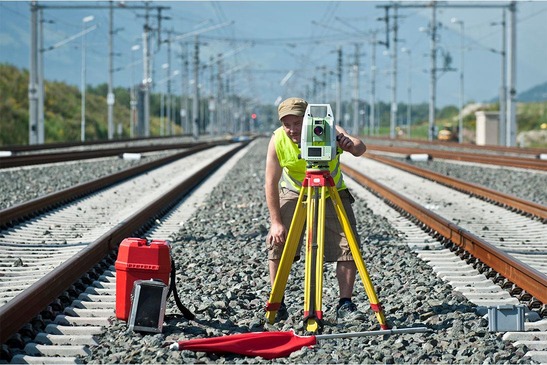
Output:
[303, 311, 324, 331]
[265, 302, 282, 311]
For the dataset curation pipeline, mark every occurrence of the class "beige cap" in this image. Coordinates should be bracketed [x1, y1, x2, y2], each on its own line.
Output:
[277, 97, 308, 121]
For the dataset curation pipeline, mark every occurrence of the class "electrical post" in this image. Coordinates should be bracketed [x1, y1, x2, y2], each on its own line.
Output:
[370, 31, 377, 136]
[384, 2, 517, 143]
[29, 2, 170, 142]
[142, 5, 151, 137]
[500, 9, 507, 147]
[451, 17, 464, 144]
[401, 47, 412, 138]
[192, 35, 200, 139]
[336, 47, 342, 128]
[28, 1, 39, 145]
[37, 7, 45, 144]
[166, 31, 173, 136]
[216, 55, 223, 136]
[507, 1, 517, 147]
[390, 5, 398, 139]
[352, 44, 360, 136]
[107, 1, 114, 140]
[130, 44, 139, 138]
[429, 3, 438, 142]
[179, 42, 190, 135]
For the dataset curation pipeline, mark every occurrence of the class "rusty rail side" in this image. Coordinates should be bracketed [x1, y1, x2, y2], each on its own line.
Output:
[2, 135, 193, 153]
[0, 143, 221, 228]
[0, 142, 248, 344]
[342, 164, 547, 305]
[366, 145, 547, 171]
[365, 136, 547, 156]
[365, 153, 547, 220]
[0, 142, 213, 169]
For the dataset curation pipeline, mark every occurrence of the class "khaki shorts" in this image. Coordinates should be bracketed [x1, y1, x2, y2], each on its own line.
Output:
[266, 188, 361, 262]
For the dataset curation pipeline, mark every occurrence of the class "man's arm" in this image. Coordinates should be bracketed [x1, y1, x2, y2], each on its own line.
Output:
[335, 125, 366, 156]
[264, 136, 286, 244]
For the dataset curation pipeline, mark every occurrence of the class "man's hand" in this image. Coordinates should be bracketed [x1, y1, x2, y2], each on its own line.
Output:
[268, 222, 287, 246]
[336, 133, 355, 152]
[334, 126, 366, 157]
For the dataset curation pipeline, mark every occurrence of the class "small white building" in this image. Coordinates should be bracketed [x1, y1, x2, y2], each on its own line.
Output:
[475, 111, 500, 145]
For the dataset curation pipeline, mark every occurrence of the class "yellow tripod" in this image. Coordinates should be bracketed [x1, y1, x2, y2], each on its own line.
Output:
[265, 167, 388, 332]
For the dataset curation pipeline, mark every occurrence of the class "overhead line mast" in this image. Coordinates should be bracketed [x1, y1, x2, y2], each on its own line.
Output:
[377, 1, 517, 145]
[29, 1, 169, 144]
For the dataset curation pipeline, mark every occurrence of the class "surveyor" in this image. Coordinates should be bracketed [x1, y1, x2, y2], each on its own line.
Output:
[264, 97, 367, 320]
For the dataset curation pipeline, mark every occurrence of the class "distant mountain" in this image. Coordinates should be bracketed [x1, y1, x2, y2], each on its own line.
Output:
[490, 81, 547, 103]
[519, 81, 547, 102]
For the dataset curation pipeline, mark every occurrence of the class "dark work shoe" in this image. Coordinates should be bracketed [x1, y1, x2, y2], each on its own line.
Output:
[276, 302, 289, 321]
[336, 301, 366, 321]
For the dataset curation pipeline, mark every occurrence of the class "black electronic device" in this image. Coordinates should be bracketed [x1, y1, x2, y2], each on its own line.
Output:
[128, 279, 169, 333]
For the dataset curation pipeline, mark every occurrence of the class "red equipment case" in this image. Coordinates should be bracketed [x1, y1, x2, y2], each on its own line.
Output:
[115, 238, 171, 321]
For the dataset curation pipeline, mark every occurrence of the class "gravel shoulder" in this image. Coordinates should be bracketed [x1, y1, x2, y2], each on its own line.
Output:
[83, 139, 535, 364]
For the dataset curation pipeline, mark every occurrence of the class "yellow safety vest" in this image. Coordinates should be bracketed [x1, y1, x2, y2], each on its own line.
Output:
[273, 127, 347, 194]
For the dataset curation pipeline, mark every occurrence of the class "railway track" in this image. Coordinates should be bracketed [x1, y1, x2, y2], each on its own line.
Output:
[342, 154, 547, 305]
[365, 136, 547, 157]
[0, 141, 249, 342]
[1, 138, 546, 363]
[0, 141, 209, 169]
[366, 144, 547, 171]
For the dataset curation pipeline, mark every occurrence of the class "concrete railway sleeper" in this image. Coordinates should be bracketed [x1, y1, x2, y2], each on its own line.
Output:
[1, 138, 546, 363]
[0, 142, 249, 360]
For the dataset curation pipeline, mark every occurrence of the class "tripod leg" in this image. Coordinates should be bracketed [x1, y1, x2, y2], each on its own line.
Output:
[304, 185, 327, 332]
[328, 187, 389, 330]
[265, 188, 307, 324]
[303, 184, 326, 332]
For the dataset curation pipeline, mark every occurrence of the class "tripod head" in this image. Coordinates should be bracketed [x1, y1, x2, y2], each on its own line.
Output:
[300, 104, 336, 169]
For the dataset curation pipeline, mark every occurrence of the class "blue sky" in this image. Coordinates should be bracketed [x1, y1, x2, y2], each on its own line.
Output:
[1, 0, 546, 111]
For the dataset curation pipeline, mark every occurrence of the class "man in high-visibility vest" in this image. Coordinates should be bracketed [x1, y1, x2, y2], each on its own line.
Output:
[265, 97, 367, 321]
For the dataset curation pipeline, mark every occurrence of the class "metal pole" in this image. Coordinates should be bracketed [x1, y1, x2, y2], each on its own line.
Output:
[80, 17, 92, 142]
[499, 9, 507, 146]
[402, 48, 412, 139]
[451, 18, 464, 144]
[352, 44, 360, 136]
[179, 42, 189, 135]
[29, 1, 39, 145]
[166, 32, 172, 136]
[428, 4, 437, 142]
[38, 7, 44, 144]
[370, 32, 377, 136]
[507, 1, 517, 146]
[185, 43, 191, 135]
[459, 21, 464, 144]
[390, 5, 398, 139]
[336, 47, 342, 126]
[192, 35, 200, 139]
[107, 1, 114, 139]
[160, 64, 167, 136]
[130, 45, 139, 139]
[216, 55, 223, 136]
[143, 5, 151, 137]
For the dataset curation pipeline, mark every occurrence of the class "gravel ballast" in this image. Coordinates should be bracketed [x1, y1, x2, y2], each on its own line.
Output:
[77, 140, 533, 364]
[1, 139, 540, 363]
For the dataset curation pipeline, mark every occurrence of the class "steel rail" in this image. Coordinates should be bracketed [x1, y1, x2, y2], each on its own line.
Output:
[0, 135, 195, 153]
[0, 142, 222, 228]
[0, 141, 209, 169]
[366, 145, 547, 171]
[342, 164, 547, 305]
[365, 153, 547, 220]
[365, 136, 547, 156]
[0, 142, 249, 344]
